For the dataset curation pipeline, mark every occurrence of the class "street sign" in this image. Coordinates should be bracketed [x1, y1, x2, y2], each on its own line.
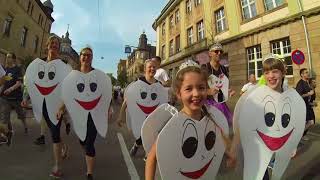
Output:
[291, 50, 305, 65]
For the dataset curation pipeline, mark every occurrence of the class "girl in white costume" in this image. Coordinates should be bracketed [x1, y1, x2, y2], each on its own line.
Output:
[144, 60, 233, 180]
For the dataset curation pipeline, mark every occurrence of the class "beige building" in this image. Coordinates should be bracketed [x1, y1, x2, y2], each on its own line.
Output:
[117, 59, 127, 76]
[153, 0, 320, 115]
[126, 32, 156, 82]
[0, 0, 54, 66]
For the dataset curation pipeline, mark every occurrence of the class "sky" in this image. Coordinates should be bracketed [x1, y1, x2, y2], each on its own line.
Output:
[41, 0, 167, 77]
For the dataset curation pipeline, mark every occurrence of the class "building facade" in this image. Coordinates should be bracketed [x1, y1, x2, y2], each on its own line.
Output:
[126, 32, 156, 82]
[153, 0, 320, 114]
[0, 0, 54, 66]
[117, 59, 127, 76]
[58, 31, 80, 70]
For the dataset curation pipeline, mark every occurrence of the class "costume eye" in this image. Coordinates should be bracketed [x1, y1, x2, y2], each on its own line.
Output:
[281, 103, 291, 128]
[182, 121, 198, 159]
[140, 92, 147, 99]
[205, 131, 216, 151]
[48, 65, 56, 80]
[90, 83, 97, 92]
[76, 77, 85, 93]
[151, 93, 157, 100]
[38, 64, 45, 79]
[264, 101, 276, 127]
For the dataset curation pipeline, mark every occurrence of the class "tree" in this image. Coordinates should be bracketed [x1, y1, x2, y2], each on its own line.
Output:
[107, 73, 117, 86]
[117, 71, 127, 88]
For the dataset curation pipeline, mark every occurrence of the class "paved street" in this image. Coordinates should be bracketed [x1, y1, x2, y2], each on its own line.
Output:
[1, 99, 320, 180]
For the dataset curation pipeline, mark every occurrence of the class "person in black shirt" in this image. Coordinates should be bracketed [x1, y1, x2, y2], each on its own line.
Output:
[0, 53, 27, 145]
[296, 68, 314, 140]
[205, 42, 235, 126]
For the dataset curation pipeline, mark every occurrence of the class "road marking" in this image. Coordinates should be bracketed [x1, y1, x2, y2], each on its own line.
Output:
[117, 133, 140, 180]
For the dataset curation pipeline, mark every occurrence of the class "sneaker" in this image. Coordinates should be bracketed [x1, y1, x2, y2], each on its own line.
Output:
[6, 131, 13, 146]
[87, 174, 93, 180]
[49, 170, 63, 178]
[130, 143, 139, 157]
[66, 123, 71, 135]
[34, 135, 45, 145]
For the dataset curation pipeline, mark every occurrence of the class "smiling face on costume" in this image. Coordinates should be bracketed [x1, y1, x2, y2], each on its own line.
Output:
[177, 71, 207, 116]
[208, 74, 225, 89]
[238, 86, 306, 179]
[136, 82, 161, 114]
[74, 73, 101, 111]
[156, 107, 228, 180]
[34, 62, 59, 96]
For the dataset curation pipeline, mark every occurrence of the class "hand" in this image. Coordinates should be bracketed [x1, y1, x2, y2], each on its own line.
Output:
[309, 90, 315, 96]
[229, 89, 236, 97]
[21, 100, 28, 108]
[56, 108, 64, 121]
[208, 87, 219, 96]
[3, 88, 12, 95]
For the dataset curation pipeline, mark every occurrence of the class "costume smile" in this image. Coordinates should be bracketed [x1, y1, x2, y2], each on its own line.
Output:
[75, 95, 102, 110]
[35, 83, 58, 96]
[137, 103, 159, 114]
[257, 129, 293, 151]
[180, 158, 213, 179]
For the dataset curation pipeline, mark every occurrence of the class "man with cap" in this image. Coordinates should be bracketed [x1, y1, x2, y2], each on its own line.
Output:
[205, 42, 235, 126]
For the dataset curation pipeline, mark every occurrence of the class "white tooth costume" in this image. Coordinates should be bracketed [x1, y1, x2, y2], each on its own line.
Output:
[208, 73, 229, 103]
[25, 58, 72, 125]
[142, 104, 229, 180]
[235, 85, 305, 180]
[61, 69, 112, 141]
[125, 78, 168, 139]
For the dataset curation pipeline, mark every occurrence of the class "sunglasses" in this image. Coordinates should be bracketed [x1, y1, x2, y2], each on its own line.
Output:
[214, 50, 223, 54]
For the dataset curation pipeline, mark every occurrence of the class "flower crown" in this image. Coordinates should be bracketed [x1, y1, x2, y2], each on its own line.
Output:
[176, 60, 200, 75]
[263, 54, 285, 62]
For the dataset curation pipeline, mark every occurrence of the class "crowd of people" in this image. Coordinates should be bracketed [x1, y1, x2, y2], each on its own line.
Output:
[0, 35, 318, 180]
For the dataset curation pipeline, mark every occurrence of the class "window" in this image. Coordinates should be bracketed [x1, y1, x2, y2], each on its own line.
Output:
[169, 15, 174, 29]
[215, 8, 227, 33]
[30, 4, 34, 15]
[264, 0, 284, 11]
[187, 27, 193, 46]
[169, 40, 174, 56]
[33, 36, 39, 53]
[161, 45, 166, 59]
[197, 20, 204, 41]
[162, 23, 166, 36]
[20, 27, 28, 47]
[186, 0, 192, 14]
[2, 16, 13, 36]
[241, 0, 257, 19]
[176, 35, 181, 53]
[271, 38, 293, 76]
[247, 45, 263, 79]
[175, 9, 180, 23]
[27, 1, 31, 12]
[195, 0, 201, 6]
